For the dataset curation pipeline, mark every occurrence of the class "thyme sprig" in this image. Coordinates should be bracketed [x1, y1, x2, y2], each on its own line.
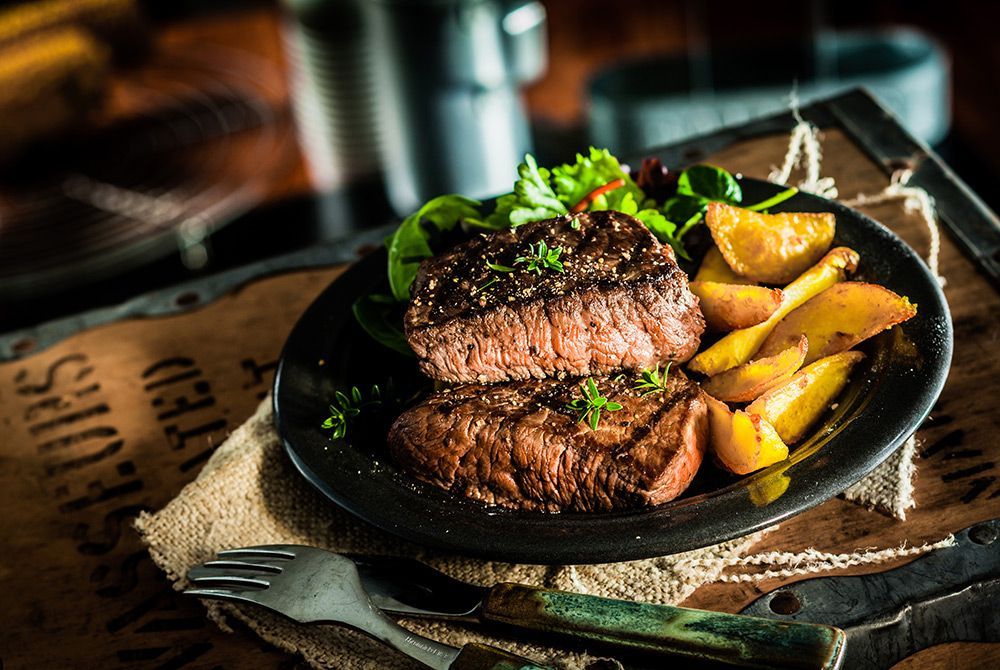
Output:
[321, 385, 382, 440]
[566, 377, 622, 430]
[472, 277, 499, 296]
[515, 240, 564, 274]
[633, 363, 672, 396]
[474, 260, 516, 296]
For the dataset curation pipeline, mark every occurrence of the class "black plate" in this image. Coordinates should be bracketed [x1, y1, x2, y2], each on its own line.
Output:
[273, 177, 952, 564]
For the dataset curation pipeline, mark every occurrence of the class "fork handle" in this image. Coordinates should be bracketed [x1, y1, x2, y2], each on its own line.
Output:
[449, 642, 553, 670]
[480, 583, 845, 669]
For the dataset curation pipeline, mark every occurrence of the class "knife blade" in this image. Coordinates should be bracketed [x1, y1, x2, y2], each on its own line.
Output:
[740, 519, 1000, 669]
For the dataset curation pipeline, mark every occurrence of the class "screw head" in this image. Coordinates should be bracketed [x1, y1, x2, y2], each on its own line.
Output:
[769, 590, 802, 615]
[969, 523, 997, 546]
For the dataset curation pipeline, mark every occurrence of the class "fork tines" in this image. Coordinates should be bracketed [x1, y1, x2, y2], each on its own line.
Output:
[184, 545, 298, 602]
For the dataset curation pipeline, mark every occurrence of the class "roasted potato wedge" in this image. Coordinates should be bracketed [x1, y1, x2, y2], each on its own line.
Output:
[747, 351, 865, 444]
[702, 336, 808, 402]
[706, 394, 789, 475]
[694, 246, 755, 284]
[706, 202, 836, 284]
[756, 282, 917, 364]
[689, 247, 860, 376]
[689, 281, 783, 331]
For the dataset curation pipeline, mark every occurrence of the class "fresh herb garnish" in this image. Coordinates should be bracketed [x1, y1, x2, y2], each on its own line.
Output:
[321, 385, 382, 440]
[515, 240, 564, 274]
[566, 377, 623, 430]
[472, 277, 499, 295]
[633, 363, 672, 396]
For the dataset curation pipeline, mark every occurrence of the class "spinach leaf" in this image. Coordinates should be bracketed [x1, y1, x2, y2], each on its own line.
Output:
[677, 164, 742, 204]
[657, 164, 743, 258]
[661, 193, 708, 227]
[386, 194, 481, 300]
[352, 293, 414, 357]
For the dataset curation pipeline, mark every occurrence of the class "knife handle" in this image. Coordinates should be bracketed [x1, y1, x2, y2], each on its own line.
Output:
[450, 642, 554, 670]
[480, 583, 845, 669]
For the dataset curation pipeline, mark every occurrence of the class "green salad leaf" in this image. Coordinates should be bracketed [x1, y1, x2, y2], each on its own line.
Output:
[386, 194, 481, 301]
[634, 208, 677, 245]
[551, 147, 649, 212]
[657, 164, 746, 258]
[485, 154, 567, 228]
[676, 164, 742, 204]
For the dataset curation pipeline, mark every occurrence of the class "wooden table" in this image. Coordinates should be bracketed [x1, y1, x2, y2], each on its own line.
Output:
[1, 11, 998, 670]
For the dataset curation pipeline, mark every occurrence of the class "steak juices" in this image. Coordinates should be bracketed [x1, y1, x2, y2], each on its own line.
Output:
[390, 212, 709, 511]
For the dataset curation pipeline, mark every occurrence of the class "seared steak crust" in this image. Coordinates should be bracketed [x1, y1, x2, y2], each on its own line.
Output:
[404, 211, 705, 383]
[388, 374, 708, 512]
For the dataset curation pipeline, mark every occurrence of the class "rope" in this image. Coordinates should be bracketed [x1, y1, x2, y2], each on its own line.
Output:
[844, 169, 946, 286]
[767, 91, 838, 199]
[676, 535, 955, 583]
[769, 95, 946, 286]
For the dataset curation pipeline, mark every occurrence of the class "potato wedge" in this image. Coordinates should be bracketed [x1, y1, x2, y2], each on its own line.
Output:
[701, 336, 808, 402]
[706, 202, 836, 283]
[747, 351, 865, 443]
[689, 247, 859, 376]
[756, 282, 917, 364]
[689, 281, 783, 331]
[694, 246, 755, 284]
[706, 394, 789, 475]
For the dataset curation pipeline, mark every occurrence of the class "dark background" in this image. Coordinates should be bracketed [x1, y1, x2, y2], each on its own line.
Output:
[0, 0, 996, 332]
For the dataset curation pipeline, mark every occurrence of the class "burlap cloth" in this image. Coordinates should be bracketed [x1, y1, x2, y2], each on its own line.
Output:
[135, 396, 933, 670]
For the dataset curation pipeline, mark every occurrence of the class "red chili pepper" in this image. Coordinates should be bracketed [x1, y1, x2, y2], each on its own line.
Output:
[571, 178, 626, 213]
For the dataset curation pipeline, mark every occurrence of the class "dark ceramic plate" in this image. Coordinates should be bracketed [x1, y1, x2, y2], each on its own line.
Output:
[273, 177, 952, 564]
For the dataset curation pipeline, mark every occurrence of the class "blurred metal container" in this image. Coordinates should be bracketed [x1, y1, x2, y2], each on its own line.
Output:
[371, 0, 547, 214]
[588, 28, 950, 153]
[284, 0, 546, 217]
[282, 0, 383, 191]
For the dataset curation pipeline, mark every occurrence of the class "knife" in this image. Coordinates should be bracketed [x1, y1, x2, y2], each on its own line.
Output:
[740, 519, 999, 669]
[349, 553, 846, 669]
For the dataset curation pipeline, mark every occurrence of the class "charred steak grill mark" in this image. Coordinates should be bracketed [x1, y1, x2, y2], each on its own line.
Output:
[388, 374, 708, 512]
[404, 211, 706, 383]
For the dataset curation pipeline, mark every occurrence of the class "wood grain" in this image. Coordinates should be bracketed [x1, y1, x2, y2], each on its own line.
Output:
[0, 133, 996, 670]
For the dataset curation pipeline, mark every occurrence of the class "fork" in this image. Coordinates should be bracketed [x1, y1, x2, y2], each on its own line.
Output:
[185, 545, 551, 670]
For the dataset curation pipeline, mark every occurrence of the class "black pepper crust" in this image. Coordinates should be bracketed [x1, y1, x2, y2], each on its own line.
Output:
[405, 211, 678, 330]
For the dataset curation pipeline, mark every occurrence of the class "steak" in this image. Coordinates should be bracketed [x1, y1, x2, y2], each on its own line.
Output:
[388, 373, 708, 512]
[404, 211, 705, 383]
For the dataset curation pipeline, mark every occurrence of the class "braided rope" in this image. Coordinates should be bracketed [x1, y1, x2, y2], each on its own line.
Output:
[769, 97, 945, 286]
[767, 96, 839, 199]
[677, 534, 955, 583]
[844, 169, 946, 286]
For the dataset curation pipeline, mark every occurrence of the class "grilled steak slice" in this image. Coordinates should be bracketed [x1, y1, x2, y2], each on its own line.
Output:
[404, 211, 705, 383]
[388, 373, 708, 512]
